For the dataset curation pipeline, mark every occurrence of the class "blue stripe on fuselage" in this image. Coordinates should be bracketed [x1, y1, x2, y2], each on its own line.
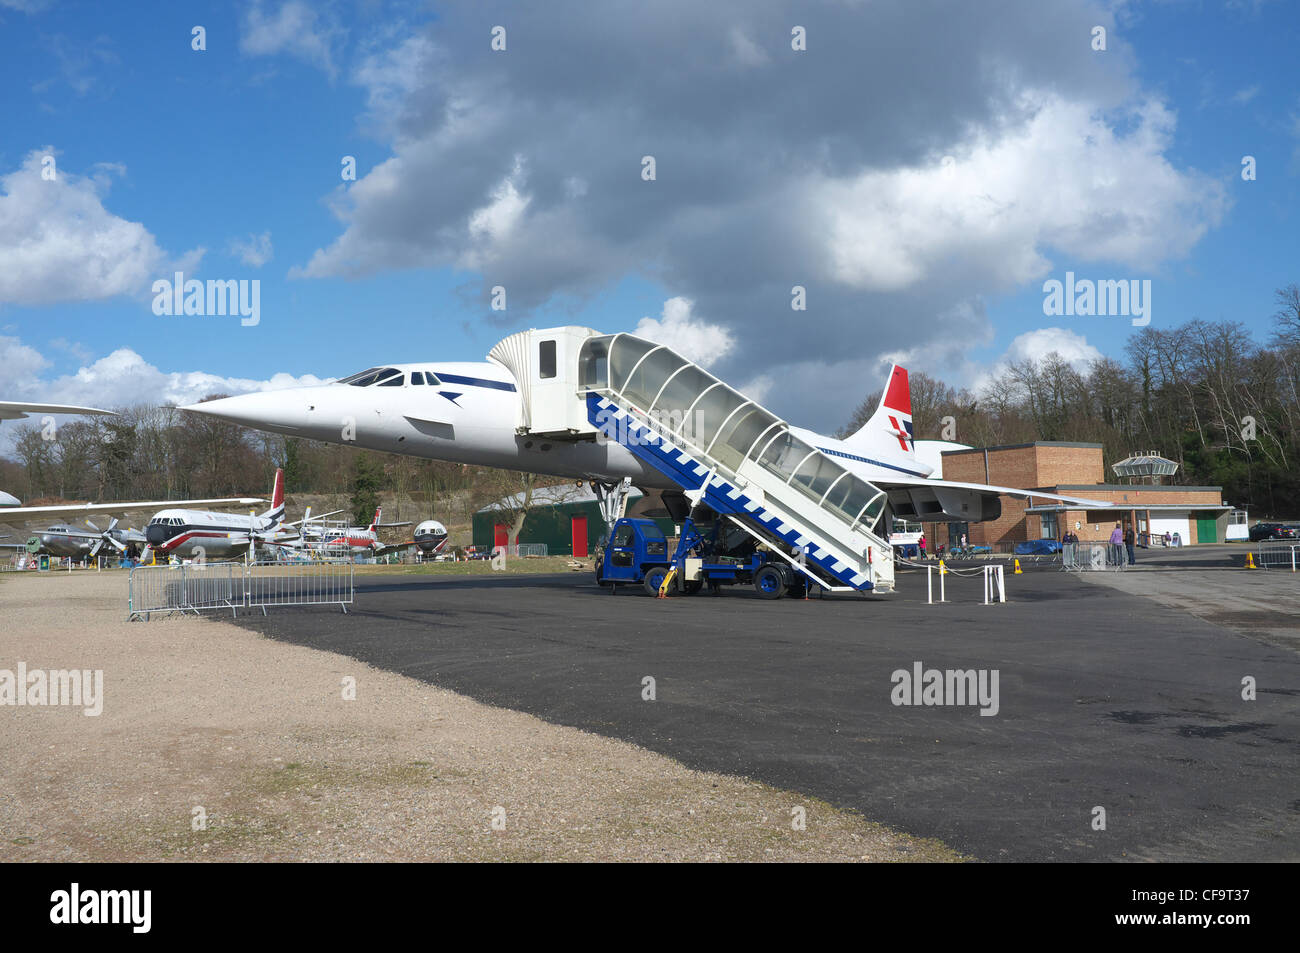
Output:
[817, 446, 929, 478]
[435, 373, 516, 392]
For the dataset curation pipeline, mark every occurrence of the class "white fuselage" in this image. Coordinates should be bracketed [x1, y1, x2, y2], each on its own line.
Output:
[184, 361, 930, 493]
[145, 508, 277, 558]
[305, 525, 379, 556]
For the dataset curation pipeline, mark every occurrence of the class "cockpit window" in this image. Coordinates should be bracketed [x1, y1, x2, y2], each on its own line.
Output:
[410, 372, 424, 385]
[378, 372, 405, 386]
[340, 367, 402, 386]
[340, 367, 381, 385]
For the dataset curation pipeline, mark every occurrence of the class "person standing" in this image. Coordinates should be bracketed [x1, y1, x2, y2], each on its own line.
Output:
[1109, 523, 1124, 566]
[919, 533, 927, 560]
[1124, 525, 1136, 566]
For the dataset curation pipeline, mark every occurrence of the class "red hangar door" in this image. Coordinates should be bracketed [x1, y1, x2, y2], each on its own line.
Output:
[571, 516, 588, 557]
[493, 524, 509, 551]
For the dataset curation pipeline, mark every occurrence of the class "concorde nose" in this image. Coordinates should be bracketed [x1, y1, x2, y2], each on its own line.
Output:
[181, 389, 313, 433]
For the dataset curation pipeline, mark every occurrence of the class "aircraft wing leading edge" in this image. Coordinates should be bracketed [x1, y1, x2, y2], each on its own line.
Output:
[0, 497, 267, 519]
[0, 401, 117, 421]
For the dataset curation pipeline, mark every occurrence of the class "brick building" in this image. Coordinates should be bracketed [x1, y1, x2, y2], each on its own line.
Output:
[926, 441, 1230, 549]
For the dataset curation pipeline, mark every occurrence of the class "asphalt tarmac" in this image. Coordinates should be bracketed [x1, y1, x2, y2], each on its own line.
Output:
[230, 564, 1300, 862]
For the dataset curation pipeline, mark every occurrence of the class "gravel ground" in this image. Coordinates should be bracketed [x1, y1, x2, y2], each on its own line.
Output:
[0, 570, 959, 862]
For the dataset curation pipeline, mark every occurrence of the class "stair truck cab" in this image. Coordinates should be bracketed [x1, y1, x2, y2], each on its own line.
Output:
[598, 515, 812, 599]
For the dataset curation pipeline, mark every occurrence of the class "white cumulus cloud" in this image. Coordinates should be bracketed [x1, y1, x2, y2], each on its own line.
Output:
[816, 95, 1226, 294]
[228, 231, 274, 268]
[0, 149, 194, 306]
[0, 335, 328, 455]
[634, 297, 735, 369]
[967, 326, 1104, 395]
[239, 0, 342, 78]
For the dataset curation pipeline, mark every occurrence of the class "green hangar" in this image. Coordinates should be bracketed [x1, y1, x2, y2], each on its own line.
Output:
[472, 484, 675, 557]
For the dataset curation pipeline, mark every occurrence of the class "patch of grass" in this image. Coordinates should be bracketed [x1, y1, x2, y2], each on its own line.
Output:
[108, 812, 290, 859]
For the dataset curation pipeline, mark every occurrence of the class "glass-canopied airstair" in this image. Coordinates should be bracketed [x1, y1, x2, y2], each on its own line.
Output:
[488, 328, 895, 593]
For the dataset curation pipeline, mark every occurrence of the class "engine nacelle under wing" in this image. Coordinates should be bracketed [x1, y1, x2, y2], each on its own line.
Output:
[885, 485, 1001, 523]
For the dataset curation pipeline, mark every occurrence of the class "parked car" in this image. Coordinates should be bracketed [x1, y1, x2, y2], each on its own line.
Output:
[1249, 522, 1299, 541]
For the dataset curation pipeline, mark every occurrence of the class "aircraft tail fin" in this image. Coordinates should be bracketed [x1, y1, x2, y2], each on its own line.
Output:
[367, 507, 381, 533]
[259, 468, 285, 526]
[845, 364, 914, 458]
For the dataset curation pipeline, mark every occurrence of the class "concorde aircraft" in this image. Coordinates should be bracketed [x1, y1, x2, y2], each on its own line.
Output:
[180, 326, 1107, 529]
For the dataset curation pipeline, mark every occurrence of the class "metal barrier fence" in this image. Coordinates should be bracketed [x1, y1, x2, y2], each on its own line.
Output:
[1061, 542, 1128, 572]
[515, 543, 549, 557]
[1256, 544, 1299, 571]
[128, 560, 353, 620]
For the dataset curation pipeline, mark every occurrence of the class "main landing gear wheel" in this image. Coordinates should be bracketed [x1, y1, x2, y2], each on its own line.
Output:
[644, 566, 673, 597]
[754, 566, 786, 600]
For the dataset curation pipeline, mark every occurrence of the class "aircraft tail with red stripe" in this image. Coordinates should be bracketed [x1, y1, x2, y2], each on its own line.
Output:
[845, 364, 914, 458]
[367, 507, 381, 533]
[258, 468, 285, 526]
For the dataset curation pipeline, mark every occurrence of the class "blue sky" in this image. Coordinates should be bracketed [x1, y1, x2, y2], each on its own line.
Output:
[1, 0, 1296, 432]
[974, 0, 1297, 369]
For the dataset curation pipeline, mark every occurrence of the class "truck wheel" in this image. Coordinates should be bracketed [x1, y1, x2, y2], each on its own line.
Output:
[682, 580, 703, 595]
[595, 561, 604, 585]
[754, 566, 786, 599]
[644, 566, 672, 597]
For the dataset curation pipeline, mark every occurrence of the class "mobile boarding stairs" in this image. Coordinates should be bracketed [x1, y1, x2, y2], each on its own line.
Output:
[488, 327, 895, 595]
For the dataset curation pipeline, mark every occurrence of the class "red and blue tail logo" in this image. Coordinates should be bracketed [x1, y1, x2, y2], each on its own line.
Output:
[844, 364, 915, 458]
[882, 365, 914, 452]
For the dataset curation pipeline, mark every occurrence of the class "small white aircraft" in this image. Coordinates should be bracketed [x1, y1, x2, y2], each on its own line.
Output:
[181, 327, 1108, 527]
[414, 520, 450, 557]
[293, 506, 413, 557]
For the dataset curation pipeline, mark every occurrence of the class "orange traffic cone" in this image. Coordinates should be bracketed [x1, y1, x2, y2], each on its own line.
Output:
[1013, 558, 1023, 574]
[1245, 552, 1258, 570]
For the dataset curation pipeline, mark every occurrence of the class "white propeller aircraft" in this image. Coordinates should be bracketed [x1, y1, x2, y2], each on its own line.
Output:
[24, 518, 148, 560]
[180, 327, 1108, 528]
